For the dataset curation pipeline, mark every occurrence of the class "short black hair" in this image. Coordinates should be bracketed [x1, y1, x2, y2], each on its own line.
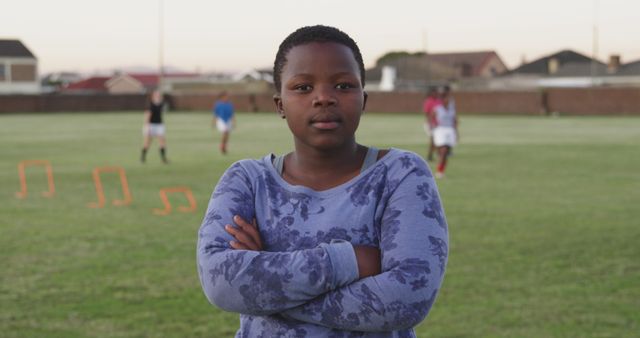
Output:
[273, 25, 365, 93]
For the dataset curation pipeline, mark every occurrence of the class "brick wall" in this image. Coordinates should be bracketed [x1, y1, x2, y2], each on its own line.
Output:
[363, 92, 426, 113]
[0, 94, 147, 113]
[170, 93, 275, 112]
[454, 91, 542, 115]
[1, 88, 639, 115]
[169, 91, 544, 115]
[546, 88, 640, 115]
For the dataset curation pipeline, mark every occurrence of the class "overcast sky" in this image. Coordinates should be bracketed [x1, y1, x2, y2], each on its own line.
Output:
[3, 0, 640, 74]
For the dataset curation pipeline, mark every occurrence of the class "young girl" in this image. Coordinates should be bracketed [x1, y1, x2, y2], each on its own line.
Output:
[213, 91, 235, 154]
[197, 25, 448, 337]
[141, 89, 169, 163]
[432, 87, 459, 178]
[422, 87, 441, 161]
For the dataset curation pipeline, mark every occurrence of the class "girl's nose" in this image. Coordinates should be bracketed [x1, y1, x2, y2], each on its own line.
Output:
[312, 86, 337, 107]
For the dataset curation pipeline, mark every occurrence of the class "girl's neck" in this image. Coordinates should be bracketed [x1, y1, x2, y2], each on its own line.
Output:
[283, 141, 367, 191]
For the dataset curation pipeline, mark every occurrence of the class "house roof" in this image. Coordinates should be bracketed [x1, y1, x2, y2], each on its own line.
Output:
[618, 60, 640, 76]
[128, 74, 159, 88]
[127, 73, 200, 88]
[232, 69, 274, 82]
[367, 50, 507, 83]
[0, 39, 36, 58]
[425, 51, 504, 76]
[509, 49, 603, 75]
[366, 55, 459, 82]
[64, 72, 201, 93]
[553, 62, 608, 77]
[64, 76, 110, 91]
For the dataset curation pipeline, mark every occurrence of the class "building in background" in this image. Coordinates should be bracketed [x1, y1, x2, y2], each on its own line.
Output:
[41, 72, 83, 93]
[427, 51, 508, 78]
[62, 76, 110, 94]
[161, 68, 273, 95]
[63, 72, 204, 94]
[490, 50, 640, 89]
[0, 39, 39, 94]
[366, 50, 508, 91]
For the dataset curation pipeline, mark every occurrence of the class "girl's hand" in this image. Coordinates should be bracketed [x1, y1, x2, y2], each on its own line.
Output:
[225, 216, 263, 251]
[353, 245, 381, 278]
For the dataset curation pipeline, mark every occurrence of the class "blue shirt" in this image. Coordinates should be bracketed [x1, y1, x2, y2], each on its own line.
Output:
[197, 149, 448, 337]
[214, 101, 234, 122]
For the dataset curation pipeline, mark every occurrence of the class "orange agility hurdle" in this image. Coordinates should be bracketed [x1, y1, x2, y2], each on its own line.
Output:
[87, 166, 133, 208]
[153, 186, 197, 215]
[15, 160, 55, 199]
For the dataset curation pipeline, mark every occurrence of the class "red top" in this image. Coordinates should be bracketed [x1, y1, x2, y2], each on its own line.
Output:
[423, 97, 441, 127]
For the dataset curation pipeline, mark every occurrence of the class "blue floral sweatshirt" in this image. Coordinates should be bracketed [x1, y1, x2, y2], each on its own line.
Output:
[197, 149, 448, 337]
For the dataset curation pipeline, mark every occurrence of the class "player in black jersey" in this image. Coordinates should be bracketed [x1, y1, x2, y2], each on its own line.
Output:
[141, 90, 169, 163]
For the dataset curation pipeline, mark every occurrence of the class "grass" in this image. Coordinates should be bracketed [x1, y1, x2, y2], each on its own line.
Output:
[0, 112, 638, 337]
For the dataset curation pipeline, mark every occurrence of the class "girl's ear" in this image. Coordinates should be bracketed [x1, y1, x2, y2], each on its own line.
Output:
[273, 94, 285, 119]
[362, 91, 368, 112]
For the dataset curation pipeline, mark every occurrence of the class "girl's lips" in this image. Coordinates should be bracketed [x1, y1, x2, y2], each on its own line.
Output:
[311, 121, 340, 130]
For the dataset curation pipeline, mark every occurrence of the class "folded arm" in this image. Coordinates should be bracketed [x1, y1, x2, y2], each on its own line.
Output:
[280, 163, 449, 332]
[197, 162, 360, 316]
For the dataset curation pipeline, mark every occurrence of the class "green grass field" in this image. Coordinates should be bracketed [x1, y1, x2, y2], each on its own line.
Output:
[1, 112, 639, 338]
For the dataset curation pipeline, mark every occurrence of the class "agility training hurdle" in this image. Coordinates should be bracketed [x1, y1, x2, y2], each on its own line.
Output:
[15, 160, 56, 199]
[153, 186, 197, 216]
[16, 161, 198, 214]
[87, 166, 133, 208]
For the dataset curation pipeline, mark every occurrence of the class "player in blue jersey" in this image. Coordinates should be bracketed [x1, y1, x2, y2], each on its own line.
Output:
[213, 91, 235, 154]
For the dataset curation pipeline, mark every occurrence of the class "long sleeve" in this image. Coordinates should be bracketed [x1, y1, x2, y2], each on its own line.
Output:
[281, 162, 448, 332]
[197, 162, 359, 316]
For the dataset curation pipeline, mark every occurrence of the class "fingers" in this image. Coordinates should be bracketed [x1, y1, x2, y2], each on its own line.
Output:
[229, 240, 250, 250]
[235, 216, 262, 249]
[251, 218, 263, 249]
[225, 215, 263, 251]
[225, 224, 259, 250]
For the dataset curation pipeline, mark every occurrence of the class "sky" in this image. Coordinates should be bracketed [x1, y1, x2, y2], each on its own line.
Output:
[3, 0, 640, 75]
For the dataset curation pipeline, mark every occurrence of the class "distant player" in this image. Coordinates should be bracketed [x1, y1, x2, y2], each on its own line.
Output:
[422, 86, 441, 161]
[213, 91, 235, 154]
[141, 89, 169, 164]
[440, 85, 456, 157]
[432, 87, 458, 178]
[441, 85, 456, 114]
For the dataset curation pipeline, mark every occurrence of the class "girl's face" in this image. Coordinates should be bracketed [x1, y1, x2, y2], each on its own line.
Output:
[275, 42, 367, 152]
[151, 91, 162, 104]
[441, 93, 450, 106]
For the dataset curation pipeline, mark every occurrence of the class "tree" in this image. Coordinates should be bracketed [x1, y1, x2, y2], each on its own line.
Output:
[375, 51, 426, 66]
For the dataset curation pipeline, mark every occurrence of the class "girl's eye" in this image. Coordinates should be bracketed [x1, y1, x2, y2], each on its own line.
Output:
[336, 83, 354, 90]
[294, 84, 312, 92]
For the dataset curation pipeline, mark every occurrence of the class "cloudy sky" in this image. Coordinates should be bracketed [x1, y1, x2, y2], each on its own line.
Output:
[4, 0, 639, 74]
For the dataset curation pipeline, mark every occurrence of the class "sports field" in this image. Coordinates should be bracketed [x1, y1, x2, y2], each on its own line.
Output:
[1, 112, 638, 337]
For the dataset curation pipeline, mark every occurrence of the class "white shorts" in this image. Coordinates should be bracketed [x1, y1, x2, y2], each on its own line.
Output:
[143, 123, 165, 137]
[433, 126, 457, 147]
[216, 118, 233, 132]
